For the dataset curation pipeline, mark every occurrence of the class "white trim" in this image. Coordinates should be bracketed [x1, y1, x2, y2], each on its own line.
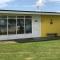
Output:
[40, 15, 41, 37]
[16, 16, 17, 34]
[0, 11, 39, 15]
[0, 34, 32, 40]
[24, 16, 25, 33]
[40, 13, 60, 15]
[0, 11, 60, 15]
[7, 16, 8, 35]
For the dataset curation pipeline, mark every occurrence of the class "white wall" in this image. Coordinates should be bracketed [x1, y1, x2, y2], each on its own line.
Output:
[32, 15, 41, 37]
[0, 15, 41, 40]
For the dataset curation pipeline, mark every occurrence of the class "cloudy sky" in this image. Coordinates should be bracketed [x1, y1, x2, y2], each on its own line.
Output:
[0, 0, 60, 12]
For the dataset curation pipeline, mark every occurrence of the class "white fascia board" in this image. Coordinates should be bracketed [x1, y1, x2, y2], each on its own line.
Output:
[40, 13, 60, 15]
[0, 11, 60, 15]
[0, 11, 41, 15]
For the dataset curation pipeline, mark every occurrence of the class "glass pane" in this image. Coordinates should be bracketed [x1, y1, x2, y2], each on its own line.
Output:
[0, 16, 7, 19]
[8, 16, 16, 19]
[8, 19, 16, 34]
[17, 16, 24, 19]
[25, 19, 32, 33]
[0, 19, 7, 35]
[25, 16, 32, 19]
[17, 19, 24, 34]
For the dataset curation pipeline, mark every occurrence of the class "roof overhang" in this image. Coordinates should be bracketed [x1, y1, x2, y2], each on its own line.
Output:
[0, 10, 60, 15]
[0, 10, 40, 15]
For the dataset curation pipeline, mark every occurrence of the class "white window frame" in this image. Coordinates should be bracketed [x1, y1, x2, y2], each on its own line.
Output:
[0, 15, 32, 35]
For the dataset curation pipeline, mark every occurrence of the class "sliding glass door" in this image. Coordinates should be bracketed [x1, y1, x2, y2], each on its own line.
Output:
[8, 19, 16, 34]
[17, 19, 24, 34]
[0, 15, 32, 35]
[0, 16, 7, 35]
[25, 16, 32, 33]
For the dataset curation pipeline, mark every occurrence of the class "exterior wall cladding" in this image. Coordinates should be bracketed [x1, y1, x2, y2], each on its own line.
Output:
[0, 12, 60, 40]
[41, 15, 60, 37]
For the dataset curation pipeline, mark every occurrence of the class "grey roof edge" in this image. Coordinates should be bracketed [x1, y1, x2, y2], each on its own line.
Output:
[0, 9, 59, 13]
[0, 9, 60, 15]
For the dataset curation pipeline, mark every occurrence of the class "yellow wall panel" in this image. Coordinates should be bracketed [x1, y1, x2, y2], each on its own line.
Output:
[41, 15, 60, 37]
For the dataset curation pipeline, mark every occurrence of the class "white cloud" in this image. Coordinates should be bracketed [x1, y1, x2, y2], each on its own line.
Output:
[35, 0, 60, 8]
[35, 0, 46, 7]
[55, 10, 60, 12]
[0, 0, 13, 8]
[50, 0, 60, 2]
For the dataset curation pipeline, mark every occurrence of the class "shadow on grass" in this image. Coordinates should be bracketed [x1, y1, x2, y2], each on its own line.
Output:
[15, 37, 60, 43]
[0, 37, 60, 43]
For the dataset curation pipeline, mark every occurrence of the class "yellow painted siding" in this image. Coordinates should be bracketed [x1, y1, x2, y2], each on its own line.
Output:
[41, 15, 60, 37]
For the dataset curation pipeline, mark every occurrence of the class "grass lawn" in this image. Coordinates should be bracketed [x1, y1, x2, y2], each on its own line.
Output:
[0, 40, 60, 60]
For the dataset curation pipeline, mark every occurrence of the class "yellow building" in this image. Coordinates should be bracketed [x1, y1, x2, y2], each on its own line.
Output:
[0, 10, 60, 40]
[41, 15, 60, 37]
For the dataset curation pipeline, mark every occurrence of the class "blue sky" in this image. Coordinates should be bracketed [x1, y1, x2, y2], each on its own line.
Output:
[0, 0, 60, 12]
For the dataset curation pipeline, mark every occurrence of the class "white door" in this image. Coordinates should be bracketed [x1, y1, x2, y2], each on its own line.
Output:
[32, 15, 41, 37]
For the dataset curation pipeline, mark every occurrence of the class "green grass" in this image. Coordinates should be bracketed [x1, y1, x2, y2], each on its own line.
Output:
[0, 40, 60, 60]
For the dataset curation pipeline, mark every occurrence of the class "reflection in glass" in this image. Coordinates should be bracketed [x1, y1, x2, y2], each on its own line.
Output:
[25, 16, 32, 19]
[25, 19, 32, 33]
[8, 16, 16, 19]
[0, 16, 7, 19]
[0, 19, 7, 35]
[17, 19, 24, 34]
[8, 19, 16, 34]
[0, 15, 32, 35]
[17, 16, 24, 19]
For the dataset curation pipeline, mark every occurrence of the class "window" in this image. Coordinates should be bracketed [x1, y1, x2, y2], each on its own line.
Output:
[25, 16, 32, 19]
[0, 16, 7, 19]
[17, 16, 32, 34]
[25, 18, 32, 33]
[0, 15, 32, 35]
[8, 19, 16, 34]
[17, 16, 24, 19]
[0, 16, 7, 35]
[8, 16, 16, 19]
[17, 19, 24, 34]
